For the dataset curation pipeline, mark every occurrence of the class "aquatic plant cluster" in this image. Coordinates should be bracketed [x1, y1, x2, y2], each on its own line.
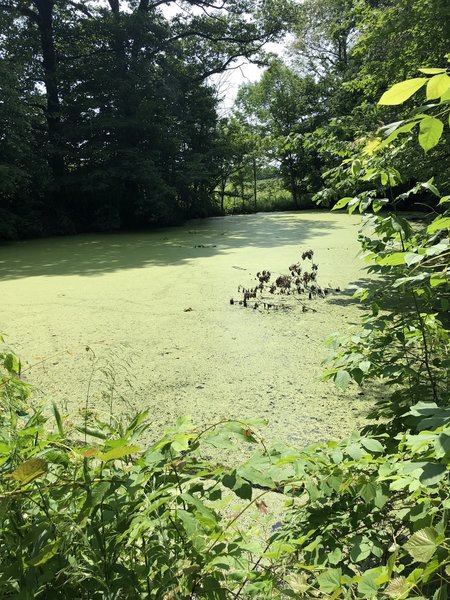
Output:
[231, 250, 335, 310]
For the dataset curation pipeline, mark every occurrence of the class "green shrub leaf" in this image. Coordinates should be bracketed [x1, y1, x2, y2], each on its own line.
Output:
[361, 438, 384, 454]
[427, 216, 450, 234]
[403, 527, 439, 562]
[426, 73, 450, 99]
[335, 369, 351, 390]
[316, 568, 342, 594]
[378, 78, 427, 105]
[419, 116, 444, 152]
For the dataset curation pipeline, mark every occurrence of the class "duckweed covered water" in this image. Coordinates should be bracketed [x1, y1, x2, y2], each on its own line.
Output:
[0, 211, 373, 446]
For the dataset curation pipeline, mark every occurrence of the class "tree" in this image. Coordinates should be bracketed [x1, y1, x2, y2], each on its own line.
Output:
[0, 0, 292, 238]
[236, 60, 325, 207]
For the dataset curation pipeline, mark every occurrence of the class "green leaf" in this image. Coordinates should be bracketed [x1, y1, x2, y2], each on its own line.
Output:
[335, 370, 351, 390]
[378, 252, 408, 266]
[316, 568, 342, 594]
[359, 360, 371, 373]
[426, 73, 450, 99]
[433, 585, 448, 600]
[403, 528, 439, 562]
[97, 445, 140, 462]
[419, 462, 446, 486]
[328, 547, 342, 565]
[28, 540, 61, 567]
[430, 274, 448, 287]
[361, 438, 384, 454]
[378, 78, 427, 105]
[52, 402, 65, 437]
[419, 116, 444, 152]
[419, 68, 448, 75]
[404, 253, 424, 266]
[427, 216, 450, 234]
[346, 443, 365, 460]
[351, 538, 371, 563]
[422, 178, 441, 196]
[357, 569, 381, 598]
[434, 433, 450, 458]
[222, 473, 252, 500]
[332, 197, 352, 211]
[10, 458, 47, 485]
[351, 160, 362, 177]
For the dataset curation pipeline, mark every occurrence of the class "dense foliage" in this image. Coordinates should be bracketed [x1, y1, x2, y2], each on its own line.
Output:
[0, 0, 290, 238]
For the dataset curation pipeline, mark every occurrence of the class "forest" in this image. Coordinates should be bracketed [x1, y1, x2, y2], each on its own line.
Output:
[1, 0, 450, 598]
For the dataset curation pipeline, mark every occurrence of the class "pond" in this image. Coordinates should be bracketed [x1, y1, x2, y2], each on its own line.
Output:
[0, 211, 373, 447]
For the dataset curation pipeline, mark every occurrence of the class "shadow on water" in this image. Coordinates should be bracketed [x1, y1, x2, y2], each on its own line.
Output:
[327, 278, 378, 310]
[0, 211, 346, 280]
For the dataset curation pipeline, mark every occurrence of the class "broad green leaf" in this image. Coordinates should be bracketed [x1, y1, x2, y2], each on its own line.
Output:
[28, 540, 61, 567]
[425, 241, 449, 255]
[177, 510, 206, 551]
[378, 78, 427, 105]
[428, 217, 450, 234]
[357, 569, 381, 598]
[332, 197, 352, 211]
[359, 360, 371, 373]
[433, 585, 448, 600]
[328, 548, 342, 565]
[11, 458, 47, 485]
[351, 160, 362, 177]
[82, 481, 111, 512]
[403, 528, 439, 562]
[430, 273, 448, 287]
[222, 472, 252, 500]
[346, 443, 365, 461]
[286, 573, 310, 594]
[335, 370, 351, 390]
[97, 445, 140, 462]
[364, 138, 381, 155]
[404, 253, 424, 266]
[426, 73, 450, 99]
[238, 465, 274, 488]
[378, 252, 408, 266]
[361, 438, 384, 454]
[419, 116, 444, 152]
[317, 568, 342, 594]
[434, 433, 450, 458]
[419, 68, 447, 75]
[351, 540, 371, 563]
[204, 431, 233, 449]
[419, 462, 446, 486]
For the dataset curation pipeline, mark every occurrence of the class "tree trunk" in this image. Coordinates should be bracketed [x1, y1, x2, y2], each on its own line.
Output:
[286, 153, 299, 209]
[252, 156, 257, 212]
[34, 0, 65, 178]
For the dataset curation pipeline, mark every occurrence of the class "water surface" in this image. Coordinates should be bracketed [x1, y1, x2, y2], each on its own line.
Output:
[0, 212, 371, 446]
